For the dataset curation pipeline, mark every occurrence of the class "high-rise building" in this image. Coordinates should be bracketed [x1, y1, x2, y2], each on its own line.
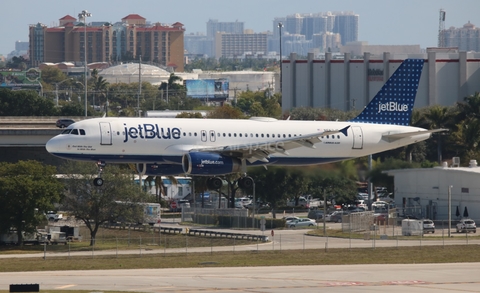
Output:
[332, 12, 359, 46]
[29, 14, 185, 71]
[214, 32, 267, 59]
[206, 19, 244, 39]
[442, 21, 480, 52]
[270, 11, 358, 53]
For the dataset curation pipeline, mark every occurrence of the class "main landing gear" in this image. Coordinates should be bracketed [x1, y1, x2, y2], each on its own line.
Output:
[238, 176, 254, 189]
[93, 161, 106, 186]
[206, 176, 254, 190]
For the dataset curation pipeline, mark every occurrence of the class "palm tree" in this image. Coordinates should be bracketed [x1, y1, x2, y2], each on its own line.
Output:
[423, 105, 455, 164]
[92, 76, 109, 113]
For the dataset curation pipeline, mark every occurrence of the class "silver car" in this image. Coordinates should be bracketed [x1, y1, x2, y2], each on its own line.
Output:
[456, 219, 476, 233]
[286, 218, 317, 228]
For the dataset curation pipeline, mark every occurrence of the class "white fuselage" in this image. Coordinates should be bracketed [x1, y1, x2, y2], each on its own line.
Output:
[46, 117, 431, 166]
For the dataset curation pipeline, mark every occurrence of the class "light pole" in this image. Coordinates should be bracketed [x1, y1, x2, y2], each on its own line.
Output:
[55, 78, 72, 107]
[277, 22, 284, 94]
[78, 10, 92, 117]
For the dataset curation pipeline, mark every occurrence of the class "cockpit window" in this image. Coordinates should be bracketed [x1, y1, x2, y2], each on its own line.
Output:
[71, 129, 79, 135]
[80, 129, 86, 135]
[61, 129, 71, 134]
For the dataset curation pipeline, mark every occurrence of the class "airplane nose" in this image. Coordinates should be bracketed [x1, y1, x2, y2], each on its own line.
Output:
[45, 137, 58, 154]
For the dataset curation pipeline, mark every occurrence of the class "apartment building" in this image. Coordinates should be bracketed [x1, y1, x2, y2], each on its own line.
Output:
[29, 14, 185, 71]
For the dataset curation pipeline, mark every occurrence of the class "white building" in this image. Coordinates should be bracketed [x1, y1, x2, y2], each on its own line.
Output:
[385, 160, 480, 222]
[281, 51, 480, 113]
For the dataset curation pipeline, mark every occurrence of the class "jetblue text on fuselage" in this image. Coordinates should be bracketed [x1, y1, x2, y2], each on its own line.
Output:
[378, 102, 408, 113]
[123, 123, 181, 142]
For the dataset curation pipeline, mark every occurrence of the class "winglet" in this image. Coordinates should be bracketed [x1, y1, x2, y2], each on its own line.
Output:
[349, 59, 424, 126]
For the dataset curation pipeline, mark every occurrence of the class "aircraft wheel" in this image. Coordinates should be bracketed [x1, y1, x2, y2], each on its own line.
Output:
[93, 177, 104, 186]
[239, 176, 254, 189]
[207, 177, 223, 190]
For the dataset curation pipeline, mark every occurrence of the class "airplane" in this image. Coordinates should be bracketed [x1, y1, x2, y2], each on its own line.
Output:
[46, 58, 444, 188]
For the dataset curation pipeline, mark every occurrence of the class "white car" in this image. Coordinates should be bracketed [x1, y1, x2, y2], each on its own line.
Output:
[456, 219, 476, 233]
[286, 218, 317, 228]
[235, 197, 252, 208]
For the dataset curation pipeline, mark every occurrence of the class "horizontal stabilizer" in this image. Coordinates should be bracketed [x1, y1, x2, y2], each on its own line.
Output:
[382, 129, 448, 141]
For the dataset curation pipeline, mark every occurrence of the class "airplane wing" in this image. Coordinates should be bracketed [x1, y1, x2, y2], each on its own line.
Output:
[190, 125, 350, 163]
[382, 129, 448, 142]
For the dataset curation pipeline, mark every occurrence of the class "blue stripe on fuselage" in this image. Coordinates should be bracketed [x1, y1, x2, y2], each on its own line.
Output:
[49, 152, 350, 166]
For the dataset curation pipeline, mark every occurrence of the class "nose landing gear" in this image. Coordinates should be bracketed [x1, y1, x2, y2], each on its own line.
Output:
[93, 161, 106, 186]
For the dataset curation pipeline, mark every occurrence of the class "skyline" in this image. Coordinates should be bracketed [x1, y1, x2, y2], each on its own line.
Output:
[1, 0, 478, 57]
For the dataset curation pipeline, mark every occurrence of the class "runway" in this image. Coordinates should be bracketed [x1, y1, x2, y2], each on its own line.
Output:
[0, 263, 478, 292]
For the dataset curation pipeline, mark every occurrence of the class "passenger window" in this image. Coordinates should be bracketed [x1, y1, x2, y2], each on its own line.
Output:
[183, 132, 186, 136]
[337, 135, 340, 139]
[283, 134, 286, 138]
[234, 133, 237, 137]
[189, 132, 192, 136]
[229, 133, 231, 137]
[239, 133, 242, 137]
[261, 134, 264, 138]
[194, 133, 197, 136]
[267, 134, 269, 138]
[223, 133, 226, 137]
[256, 134, 259, 137]
[288, 134, 291, 138]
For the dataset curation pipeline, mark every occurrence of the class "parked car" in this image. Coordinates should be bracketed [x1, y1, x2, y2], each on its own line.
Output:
[456, 218, 476, 233]
[422, 219, 435, 234]
[326, 211, 349, 223]
[286, 218, 317, 228]
[346, 206, 366, 213]
[307, 209, 324, 220]
[283, 216, 300, 222]
[55, 118, 75, 128]
[235, 197, 252, 208]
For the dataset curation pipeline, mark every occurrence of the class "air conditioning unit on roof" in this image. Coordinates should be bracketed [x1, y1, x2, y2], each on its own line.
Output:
[452, 157, 460, 167]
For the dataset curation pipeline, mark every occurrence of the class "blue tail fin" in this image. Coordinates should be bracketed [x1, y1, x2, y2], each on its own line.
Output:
[349, 58, 424, 125]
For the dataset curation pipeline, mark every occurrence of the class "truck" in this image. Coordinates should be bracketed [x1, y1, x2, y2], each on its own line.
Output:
[401, 219, 423, 236]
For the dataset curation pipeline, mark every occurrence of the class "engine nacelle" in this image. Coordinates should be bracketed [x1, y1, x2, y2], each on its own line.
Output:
[135, 163, 185, 176]
[182, 152, 241, 175]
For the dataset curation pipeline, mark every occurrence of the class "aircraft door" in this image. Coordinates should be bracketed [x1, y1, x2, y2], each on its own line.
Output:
[351, 126, 363, 149]
[99, 122, 112, 145]
[209, 130, 216, 142]
[201, 130, 207, 142]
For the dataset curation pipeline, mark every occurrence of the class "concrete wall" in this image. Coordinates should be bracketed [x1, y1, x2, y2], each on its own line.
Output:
[282, 51, 480, 113]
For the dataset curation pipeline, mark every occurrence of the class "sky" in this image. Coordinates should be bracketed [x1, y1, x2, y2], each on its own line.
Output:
[1, 0, 478, 56]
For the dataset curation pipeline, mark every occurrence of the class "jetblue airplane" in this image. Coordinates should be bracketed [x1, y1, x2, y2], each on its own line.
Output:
[46, 59, 443, 187]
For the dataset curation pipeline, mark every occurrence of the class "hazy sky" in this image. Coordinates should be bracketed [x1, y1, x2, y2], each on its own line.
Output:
[1, 0, 478, 56]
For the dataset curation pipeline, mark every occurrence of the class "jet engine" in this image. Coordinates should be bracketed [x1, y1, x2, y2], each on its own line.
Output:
[182, 152, 241, 175]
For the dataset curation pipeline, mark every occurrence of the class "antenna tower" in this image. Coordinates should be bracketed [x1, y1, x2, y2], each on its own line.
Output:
[438, 9, 446, 47]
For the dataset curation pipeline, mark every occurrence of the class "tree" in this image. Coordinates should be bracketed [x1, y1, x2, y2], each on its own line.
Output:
[0, 161, 63, 246]
[422, 105, 455, 163]
[249, 167, 290, 218]
[285, 169, 310, 206]
[6, 56, 28, 70]
[0, 88, 57, 116]
[207, 104, 245, 119]
[308, 169, 357, 206]
[59, 161, 152, 245]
